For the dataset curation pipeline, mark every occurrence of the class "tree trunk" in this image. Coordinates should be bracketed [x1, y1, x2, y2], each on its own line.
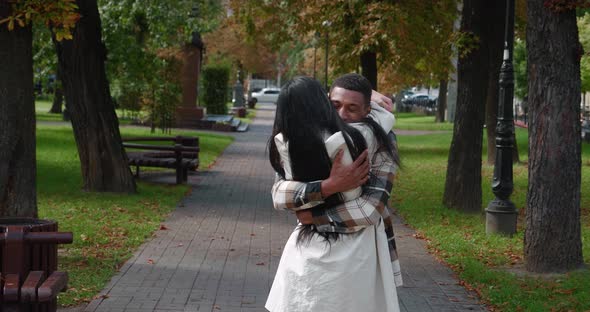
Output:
[524, 1, 583, 273]
[54, 0, 136, 193]
[49, 87, 63, 114]
[0, 3, 37, 217]
[443, 0, 491, 213]
[49, 68, 63, 114]
[436, 79, 447, 122]
[360, 51, 378, 90]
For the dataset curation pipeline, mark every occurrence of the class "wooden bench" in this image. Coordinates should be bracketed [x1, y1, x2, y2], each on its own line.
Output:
[0, 219, 72, 311]
[122, 136, 200, 184]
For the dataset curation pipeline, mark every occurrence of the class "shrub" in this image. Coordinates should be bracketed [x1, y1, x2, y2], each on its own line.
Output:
[202, 66, 230, 115]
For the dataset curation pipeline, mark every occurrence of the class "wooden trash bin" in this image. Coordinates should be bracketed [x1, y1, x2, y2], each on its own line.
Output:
[0, 218, 73, 312]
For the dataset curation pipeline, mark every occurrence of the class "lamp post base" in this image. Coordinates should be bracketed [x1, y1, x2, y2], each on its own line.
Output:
[485, 198, 517, 236]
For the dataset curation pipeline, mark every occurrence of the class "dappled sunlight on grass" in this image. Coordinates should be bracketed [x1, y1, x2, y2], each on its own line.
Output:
[394, 129, 590, 311]
[36, 125, 232, 306]
[395, 112, 454, 131]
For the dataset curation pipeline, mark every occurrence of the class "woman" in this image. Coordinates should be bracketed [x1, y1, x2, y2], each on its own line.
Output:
[266, 76, 400, 312]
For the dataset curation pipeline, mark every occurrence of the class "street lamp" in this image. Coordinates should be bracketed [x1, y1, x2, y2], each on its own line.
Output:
[322, 20, 331, 90]
[485, 0, 517, 236]
[313, 31, 320, 79]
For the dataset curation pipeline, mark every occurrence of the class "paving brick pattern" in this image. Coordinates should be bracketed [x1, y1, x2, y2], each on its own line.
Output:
[80, 104, 487, 312]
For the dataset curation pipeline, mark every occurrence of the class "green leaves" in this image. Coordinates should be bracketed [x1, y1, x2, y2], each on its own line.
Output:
[579, 13, 590, 93]
[1, 0, 80, 41]
[228, 0, 460, 90]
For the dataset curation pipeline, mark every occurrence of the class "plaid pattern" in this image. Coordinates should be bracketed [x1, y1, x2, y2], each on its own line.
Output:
[271, 179, 324, 211]
[271, 131, 400, 265]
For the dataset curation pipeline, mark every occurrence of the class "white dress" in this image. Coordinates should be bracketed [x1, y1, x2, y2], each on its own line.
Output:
[266, 118, 400, 312]
[265, 220, 399, 312]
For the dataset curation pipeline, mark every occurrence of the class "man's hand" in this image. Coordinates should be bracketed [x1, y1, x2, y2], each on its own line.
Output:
[371, 90, 393, 112]
[296, 210, 314, 225]
[321, 149, 369, 198]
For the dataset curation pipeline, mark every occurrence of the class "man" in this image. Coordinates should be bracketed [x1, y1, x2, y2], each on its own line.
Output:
[271, 73, 402, 286]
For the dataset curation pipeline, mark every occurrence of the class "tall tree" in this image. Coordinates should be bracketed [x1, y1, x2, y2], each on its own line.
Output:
[0, 0, 78, 216]
[0, 2, 36, 217]
[54, 0, 136, 192]
[443, 1, 498, 213]
[203, 15, 280, 79]
[524, 0, 583, 273]
[32, 25, 64, 113]
[229, 0, 458, 91]
[435, 79, 448, 122]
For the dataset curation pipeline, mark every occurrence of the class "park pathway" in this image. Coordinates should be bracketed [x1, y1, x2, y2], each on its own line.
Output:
[81, 103, 487, 312]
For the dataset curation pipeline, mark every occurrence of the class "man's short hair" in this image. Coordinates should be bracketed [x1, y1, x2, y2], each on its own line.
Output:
[330, 73, 372, 106]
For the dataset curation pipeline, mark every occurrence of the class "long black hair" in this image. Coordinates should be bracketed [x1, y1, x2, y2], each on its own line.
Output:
[331, 73, 401, 168]
[268, 76, 368, 244]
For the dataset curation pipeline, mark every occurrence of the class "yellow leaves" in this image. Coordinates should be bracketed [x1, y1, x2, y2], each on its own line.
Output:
[0, 0, 79, 41]
[54, 29, 73, 41]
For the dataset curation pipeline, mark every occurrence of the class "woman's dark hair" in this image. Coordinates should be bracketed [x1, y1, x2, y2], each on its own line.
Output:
[268, 76, 368, 244]
[331, 73, 401, 168]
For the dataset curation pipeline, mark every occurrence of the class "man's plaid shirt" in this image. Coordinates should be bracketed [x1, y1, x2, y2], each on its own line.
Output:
[271, 131, 400, 265]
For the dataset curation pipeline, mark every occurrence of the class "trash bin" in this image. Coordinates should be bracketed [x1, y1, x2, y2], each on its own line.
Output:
[0, 217, 73, 312]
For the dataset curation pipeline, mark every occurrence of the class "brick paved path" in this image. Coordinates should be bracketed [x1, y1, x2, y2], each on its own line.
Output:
[82, 103, 487, 312]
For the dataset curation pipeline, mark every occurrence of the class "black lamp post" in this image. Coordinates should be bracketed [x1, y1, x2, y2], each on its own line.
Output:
[313, 31, 320, 79]
[485, 0, 517, 236]
[322, 20, 331, 90]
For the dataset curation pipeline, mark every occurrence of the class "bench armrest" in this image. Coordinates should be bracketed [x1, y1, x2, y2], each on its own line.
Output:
[122, 136, 199, 146]
[122, 143, 200, 153]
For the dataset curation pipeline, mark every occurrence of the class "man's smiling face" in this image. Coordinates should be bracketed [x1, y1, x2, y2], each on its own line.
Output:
[330, 86, 371, 123]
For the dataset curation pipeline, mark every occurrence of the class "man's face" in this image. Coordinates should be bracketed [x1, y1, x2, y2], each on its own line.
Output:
[330, 87, 371, 123]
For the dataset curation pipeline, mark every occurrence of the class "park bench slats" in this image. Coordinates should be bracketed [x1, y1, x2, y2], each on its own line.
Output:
[21, 271, 45, 302]
[3, 273, 20, 302]
[122, 136, 200, 184]
[0, 219, 73, 311]
[37, 271, 68, 302]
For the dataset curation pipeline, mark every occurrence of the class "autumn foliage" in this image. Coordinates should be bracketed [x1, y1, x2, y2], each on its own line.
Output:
[0, 0, 79, 40]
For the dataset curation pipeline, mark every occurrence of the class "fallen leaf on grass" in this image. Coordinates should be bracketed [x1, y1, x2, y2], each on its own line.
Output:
[555, 288, 575, 295]
[413, 232, 426, 240]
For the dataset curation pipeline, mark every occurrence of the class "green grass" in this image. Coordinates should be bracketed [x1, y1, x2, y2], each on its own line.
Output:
[394, 112, 454, 131]
[36, 125, 233, 306]
[394, 122, 589, 311]
[37, 99, 257, 127]
[36, 99, 135, 125]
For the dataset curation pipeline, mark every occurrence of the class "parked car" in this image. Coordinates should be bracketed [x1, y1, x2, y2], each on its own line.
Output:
[400, 93, 438, 114]
[251, 87, 280, 104]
